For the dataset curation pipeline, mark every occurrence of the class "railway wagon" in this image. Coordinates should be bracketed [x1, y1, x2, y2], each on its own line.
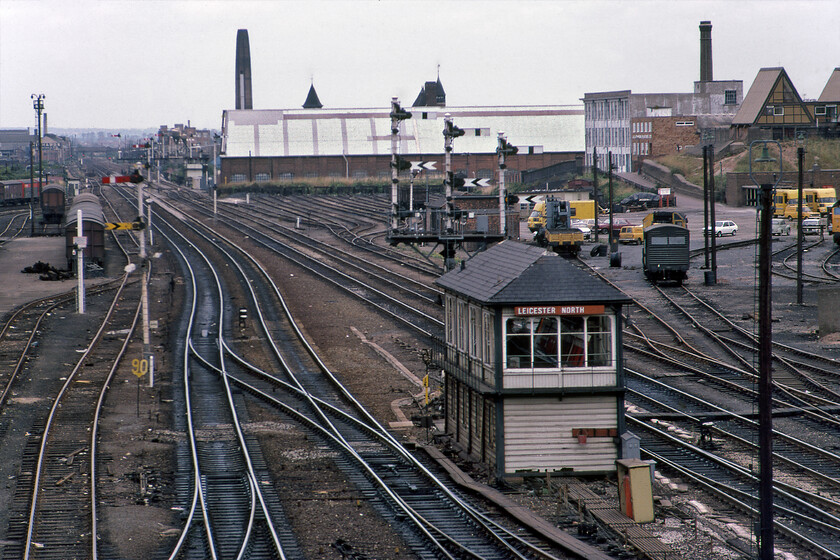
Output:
[40, 184, 66, 225]
[0, 180, 43, 206]
[642, 223, 690, 284]
[65, 193, 106, 271]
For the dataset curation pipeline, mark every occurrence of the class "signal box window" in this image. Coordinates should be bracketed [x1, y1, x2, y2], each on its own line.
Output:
[504, 313, 613, 369]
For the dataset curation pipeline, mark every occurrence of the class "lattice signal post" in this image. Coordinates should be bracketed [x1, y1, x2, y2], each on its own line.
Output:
[385, 103, 505, 271]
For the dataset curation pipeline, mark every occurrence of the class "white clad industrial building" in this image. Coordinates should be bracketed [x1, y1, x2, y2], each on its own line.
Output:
[219, 104, 584, 183]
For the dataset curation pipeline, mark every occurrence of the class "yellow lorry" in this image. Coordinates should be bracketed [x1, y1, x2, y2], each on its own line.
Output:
[527, 199, 596, 232]
[805, 186, 836, 216]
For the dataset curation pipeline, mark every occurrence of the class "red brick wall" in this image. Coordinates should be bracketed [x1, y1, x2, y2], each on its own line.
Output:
[220, 152, 580, 184]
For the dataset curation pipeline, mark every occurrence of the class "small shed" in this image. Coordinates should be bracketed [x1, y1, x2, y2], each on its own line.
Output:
[435, 241, 632, 478]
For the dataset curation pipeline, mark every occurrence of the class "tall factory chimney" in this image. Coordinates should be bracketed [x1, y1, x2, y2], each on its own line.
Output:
[235, 29, 253, 109]
[699, 20, 713, 82]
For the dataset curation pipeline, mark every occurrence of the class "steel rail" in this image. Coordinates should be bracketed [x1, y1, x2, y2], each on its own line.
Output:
[143, 199, 285, 560]
[159, 190, 567, 558]
[187, 218, 570, 559]
[22, 274, 130, 560]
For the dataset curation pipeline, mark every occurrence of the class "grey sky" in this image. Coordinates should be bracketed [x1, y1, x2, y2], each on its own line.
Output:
[1, 0, 838, 131]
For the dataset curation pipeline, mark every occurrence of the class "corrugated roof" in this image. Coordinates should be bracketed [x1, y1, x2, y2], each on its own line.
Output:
[731, 68, 783, 125]
[66, 193, 105, 226]
[222, 105, 584, 158]
[818, 68, 840, 102]
[434, 241, 631, 306]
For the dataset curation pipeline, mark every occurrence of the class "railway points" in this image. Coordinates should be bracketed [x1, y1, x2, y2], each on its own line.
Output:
[3, 168, 840, 560]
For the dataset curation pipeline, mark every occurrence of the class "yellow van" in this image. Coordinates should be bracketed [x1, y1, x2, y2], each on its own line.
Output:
[782, 204, 812, 220]
[619, 225, 644, 245]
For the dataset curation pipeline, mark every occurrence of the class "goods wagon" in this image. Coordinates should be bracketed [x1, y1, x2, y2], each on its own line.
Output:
[65, 193, 106, 271]
[40, 184, 66, 225]
[642, 223, 689, 285]
[0, 180, 43, 205]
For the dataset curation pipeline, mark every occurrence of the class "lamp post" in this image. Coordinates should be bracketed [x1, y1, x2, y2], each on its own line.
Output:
[31, 94, 45, 236]
[748, 140, 782, 560]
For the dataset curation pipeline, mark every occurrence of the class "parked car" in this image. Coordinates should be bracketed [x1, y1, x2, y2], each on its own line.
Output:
[619, 225, 644, 244]
[571, 219, 592, 240]
[704, 220, 738, 237]
[771, 218, 791, 236]
[620, 192, 660, 211]
[801, 218, 823, 235]
[597, 217, 636, 236]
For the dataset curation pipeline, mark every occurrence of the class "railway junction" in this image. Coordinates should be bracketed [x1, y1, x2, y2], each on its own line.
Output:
[1, 176, 840, 560]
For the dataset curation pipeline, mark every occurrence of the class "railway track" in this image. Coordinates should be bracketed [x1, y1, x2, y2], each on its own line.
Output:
[576, 247, 840, 558]
[157, 190, 444, 341]
[0, 186, 151, 560]
[134, 188, 587, 559]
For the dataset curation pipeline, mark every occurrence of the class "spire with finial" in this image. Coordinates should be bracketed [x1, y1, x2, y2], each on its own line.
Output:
[303, 77, 323, 109]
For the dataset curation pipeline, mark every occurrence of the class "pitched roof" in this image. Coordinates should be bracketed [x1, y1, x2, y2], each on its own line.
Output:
[412, 87, 426, 107]
[818, 68, 840, 102]
[434, 241, 630, 306]
[731, 68, 784, 125]
[302, 84, 323, 109]
[435, 77, 446, 104]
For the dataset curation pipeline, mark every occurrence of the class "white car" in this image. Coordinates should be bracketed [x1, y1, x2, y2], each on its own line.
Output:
[801, 218, 823, 235]
[571, 219, 591, 240]
[704, 220, 738, 237]
[771, 218, 791, 236]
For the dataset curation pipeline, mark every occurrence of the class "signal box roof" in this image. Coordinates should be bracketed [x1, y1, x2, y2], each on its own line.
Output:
[435, 241, 630, 306]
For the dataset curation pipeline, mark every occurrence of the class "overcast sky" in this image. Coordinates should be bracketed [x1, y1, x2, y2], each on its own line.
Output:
[1, 0, 838, 131]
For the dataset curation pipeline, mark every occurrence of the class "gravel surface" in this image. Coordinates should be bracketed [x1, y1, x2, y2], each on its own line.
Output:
[3, 190, 837, 560]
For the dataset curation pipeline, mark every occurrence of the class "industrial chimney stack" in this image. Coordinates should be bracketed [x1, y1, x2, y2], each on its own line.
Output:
[699, 21, 713, 82]
[235, 29, 253, 110]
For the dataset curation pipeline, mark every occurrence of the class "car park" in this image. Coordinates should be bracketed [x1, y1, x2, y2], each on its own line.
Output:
[801, 218, 823, 235]
[771, 218, 791, 236]
[704, 220, 738, 237]
[619, 225, 644, 244]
